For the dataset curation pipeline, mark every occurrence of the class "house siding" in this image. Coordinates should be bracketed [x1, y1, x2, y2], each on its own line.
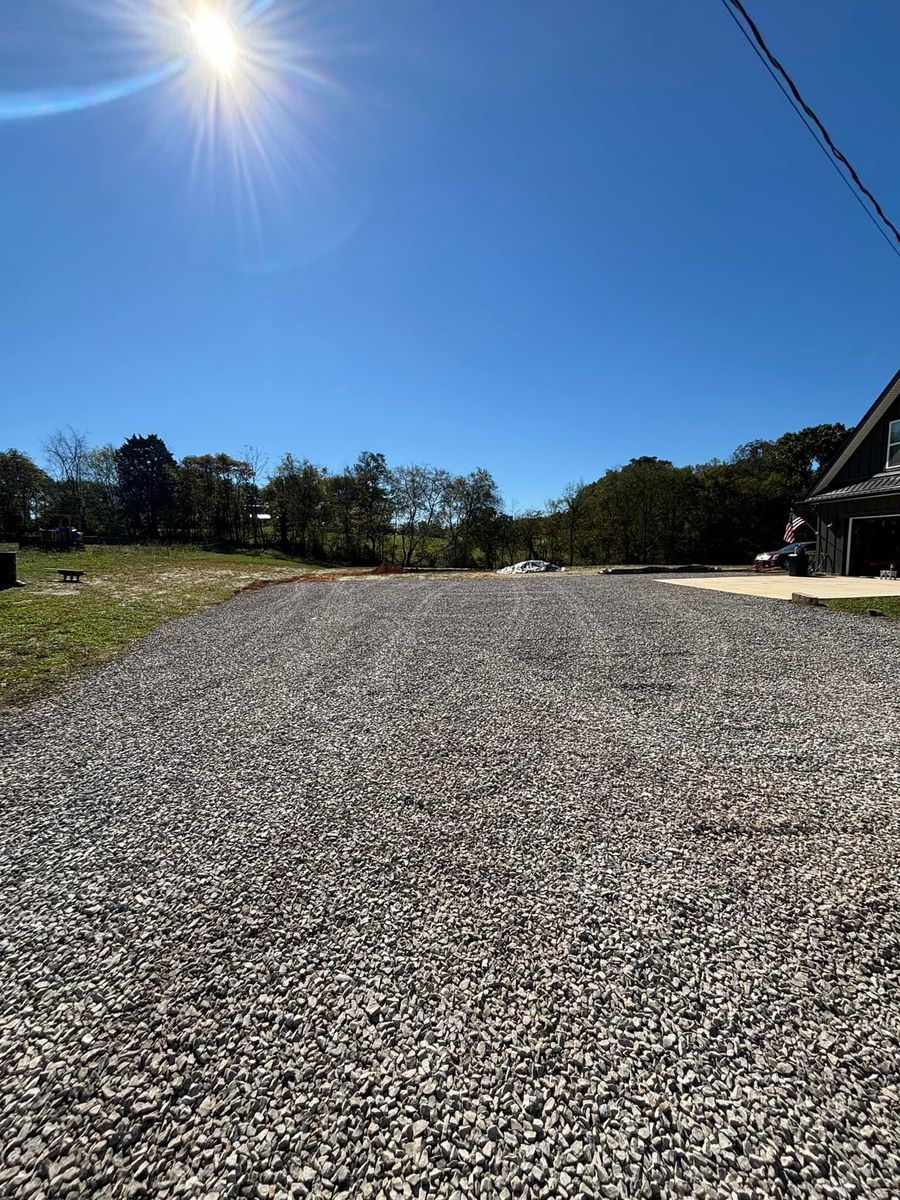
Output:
[831, 392, 900, 486]
[814, 510, 846, 575]
[814, 494, 900, 574]
[806, 374, 900, 572]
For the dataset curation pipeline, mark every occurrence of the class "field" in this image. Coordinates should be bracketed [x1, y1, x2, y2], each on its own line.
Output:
[1, 575, 899, 1197]
[0, 544, 333, 707]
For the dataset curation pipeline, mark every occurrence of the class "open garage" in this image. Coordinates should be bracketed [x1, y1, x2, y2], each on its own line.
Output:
[848, 513, 900, 576]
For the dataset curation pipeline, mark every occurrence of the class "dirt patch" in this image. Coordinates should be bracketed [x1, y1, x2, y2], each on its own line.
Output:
[240, 573, 340, 592]
[239, 564, 407, 593]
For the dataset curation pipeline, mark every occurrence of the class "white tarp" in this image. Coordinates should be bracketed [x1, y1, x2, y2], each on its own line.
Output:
[497, 560, 565, 574]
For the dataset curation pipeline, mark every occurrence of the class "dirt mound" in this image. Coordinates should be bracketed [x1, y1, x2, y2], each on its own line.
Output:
[370, 563, 407, 575]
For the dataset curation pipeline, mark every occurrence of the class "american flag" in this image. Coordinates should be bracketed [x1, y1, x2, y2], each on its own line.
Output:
[784, 512, 808, 543]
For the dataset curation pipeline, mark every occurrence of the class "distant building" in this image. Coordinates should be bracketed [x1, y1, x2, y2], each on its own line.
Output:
[807, 369, 900, 575]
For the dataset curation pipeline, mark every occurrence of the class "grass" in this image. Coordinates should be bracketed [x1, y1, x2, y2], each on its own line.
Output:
[0, 544, 328, 708]
[826, 596, 900, 620]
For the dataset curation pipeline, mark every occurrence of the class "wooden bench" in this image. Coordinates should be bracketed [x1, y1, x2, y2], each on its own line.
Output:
[50, 569, 85, 584]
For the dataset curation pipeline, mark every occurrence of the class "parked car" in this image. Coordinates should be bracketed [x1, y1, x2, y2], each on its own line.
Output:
[753, 541, 815, 570]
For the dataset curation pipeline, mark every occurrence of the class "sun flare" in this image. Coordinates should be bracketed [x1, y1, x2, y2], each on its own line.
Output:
[190, 6, 239, 76]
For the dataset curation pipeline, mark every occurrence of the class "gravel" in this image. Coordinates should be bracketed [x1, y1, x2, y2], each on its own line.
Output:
[2, 574, 899, 1199]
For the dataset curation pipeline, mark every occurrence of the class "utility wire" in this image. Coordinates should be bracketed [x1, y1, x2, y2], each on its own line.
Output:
[719, 0, 900, 261]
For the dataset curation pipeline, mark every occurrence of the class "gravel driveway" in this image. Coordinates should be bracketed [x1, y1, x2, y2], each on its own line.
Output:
[2, 575, 899, 1199]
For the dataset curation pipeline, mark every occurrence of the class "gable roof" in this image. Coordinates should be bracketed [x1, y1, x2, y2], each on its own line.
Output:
[808, 366, 900, 498]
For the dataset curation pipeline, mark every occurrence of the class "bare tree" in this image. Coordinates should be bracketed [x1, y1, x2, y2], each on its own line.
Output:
[390, 465, 449, 566]
[542, 499, 566, 564]
[560, 480, 586, 566]
[242, 444, 269, 489]
[515, 509, 543, 561]
[43, 427, 90, 523]
[242, 445, 270, 545]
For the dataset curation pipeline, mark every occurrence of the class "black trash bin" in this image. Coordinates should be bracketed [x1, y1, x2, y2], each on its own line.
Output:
[0, 551, 19, 590]
[787, 552, 808, 578]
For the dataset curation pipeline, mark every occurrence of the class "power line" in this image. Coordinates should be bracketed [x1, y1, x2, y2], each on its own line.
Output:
[719, 0, 900, 261]
[726, 0, 900, 244]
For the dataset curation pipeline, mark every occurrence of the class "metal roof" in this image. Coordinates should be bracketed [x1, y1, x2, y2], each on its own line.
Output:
[806, 473, 900, 504]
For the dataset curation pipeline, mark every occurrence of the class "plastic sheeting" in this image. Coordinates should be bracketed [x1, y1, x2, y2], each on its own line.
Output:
[497, 560, 565, 574]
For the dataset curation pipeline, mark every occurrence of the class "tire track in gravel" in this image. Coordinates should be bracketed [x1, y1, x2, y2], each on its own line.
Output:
[2, 576, 900, 1200]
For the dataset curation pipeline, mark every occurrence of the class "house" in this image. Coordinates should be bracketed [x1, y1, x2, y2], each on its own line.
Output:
[806, 368, 900, 575]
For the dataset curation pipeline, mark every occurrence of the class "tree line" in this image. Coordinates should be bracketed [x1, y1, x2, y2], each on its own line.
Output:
[0, 421, 847, 566]
[0, 431, 508, 567]
[533, 423, 847, 566]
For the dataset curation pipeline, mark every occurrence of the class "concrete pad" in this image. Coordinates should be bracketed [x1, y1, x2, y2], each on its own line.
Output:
[658, 574, 900, 601]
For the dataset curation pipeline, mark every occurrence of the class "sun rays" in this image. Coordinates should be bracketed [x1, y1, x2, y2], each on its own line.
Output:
[160, 1, 343, 266]
[2, 2, 348, 266]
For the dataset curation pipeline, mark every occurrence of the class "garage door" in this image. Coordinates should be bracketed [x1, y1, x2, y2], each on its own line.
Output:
[848, 515, 900, 575]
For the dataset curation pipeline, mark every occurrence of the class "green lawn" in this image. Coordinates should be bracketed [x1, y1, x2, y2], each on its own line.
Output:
[826, 596, 900, 620]
[0, 545, 326, 708]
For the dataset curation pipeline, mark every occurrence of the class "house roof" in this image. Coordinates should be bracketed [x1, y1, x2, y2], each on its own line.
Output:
[808, 366, 900, 497]
[806, 472, 900, 505]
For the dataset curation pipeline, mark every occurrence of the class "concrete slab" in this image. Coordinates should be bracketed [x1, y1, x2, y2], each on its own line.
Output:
[658, 574, 900, 601]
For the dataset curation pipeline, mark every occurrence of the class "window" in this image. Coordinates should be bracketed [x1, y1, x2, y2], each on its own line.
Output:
[889, 420, 900, 469]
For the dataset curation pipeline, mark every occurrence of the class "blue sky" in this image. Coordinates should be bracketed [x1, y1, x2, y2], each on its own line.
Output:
[3, 0, 900, 509]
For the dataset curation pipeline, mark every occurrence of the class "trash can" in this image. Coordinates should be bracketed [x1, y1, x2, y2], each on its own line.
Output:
[787, 553, 808, 578]
[0, 551, 19, 590]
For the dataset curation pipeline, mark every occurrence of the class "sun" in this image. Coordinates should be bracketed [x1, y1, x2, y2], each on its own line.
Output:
[190, 6, 239, 76]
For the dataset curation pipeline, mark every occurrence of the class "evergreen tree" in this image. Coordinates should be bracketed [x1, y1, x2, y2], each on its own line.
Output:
[116, 434, 177, 539]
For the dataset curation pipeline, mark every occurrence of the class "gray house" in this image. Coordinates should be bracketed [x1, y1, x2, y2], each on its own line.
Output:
[807, 368, 900, 575]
